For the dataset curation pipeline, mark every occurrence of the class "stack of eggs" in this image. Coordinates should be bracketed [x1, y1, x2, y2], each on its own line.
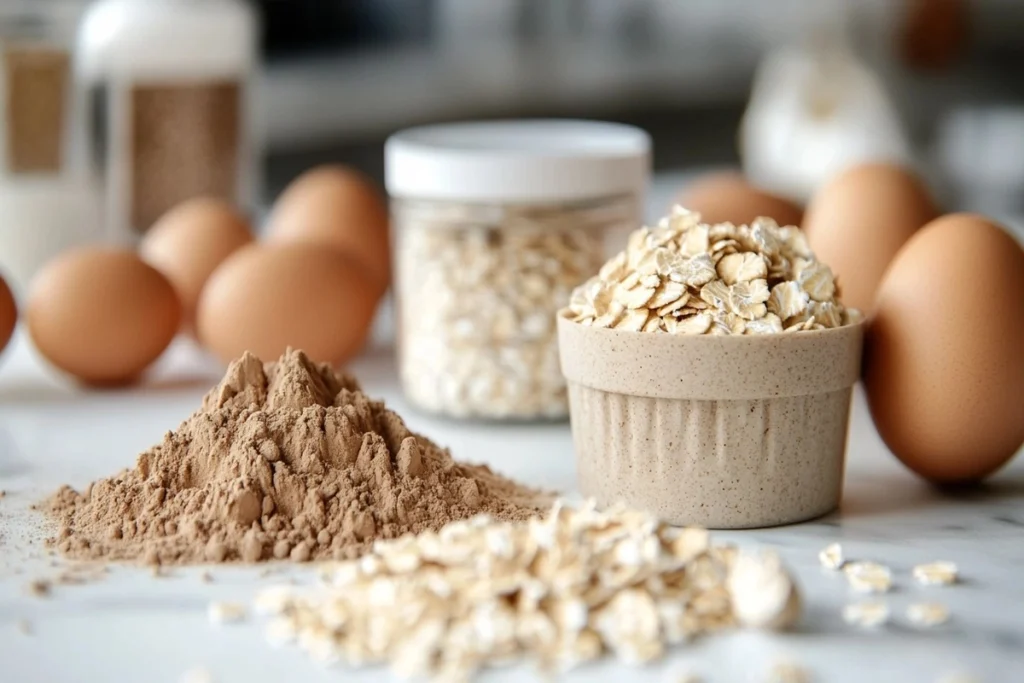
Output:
[2, 166, 389, 386]
[677, 164, 1024, 486]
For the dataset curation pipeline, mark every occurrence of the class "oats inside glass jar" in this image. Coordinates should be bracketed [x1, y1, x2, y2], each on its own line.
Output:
[393, 198, 635, 420]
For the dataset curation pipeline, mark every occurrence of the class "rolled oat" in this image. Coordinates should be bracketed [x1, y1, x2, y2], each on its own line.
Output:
[566, 207, 855, 335]
[913, 561, 958, 586]
[842, 600, 890, 628]
[843, 561, 893, 594]
[249, 501, 800, 681]
[394, 201, 627, 419]
[907, 602, 950, 628]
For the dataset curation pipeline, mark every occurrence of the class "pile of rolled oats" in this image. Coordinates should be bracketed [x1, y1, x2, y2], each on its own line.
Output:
[395, 210, 606, 419]
[253, 501, 799, 681]
[566, 207, 854, 335]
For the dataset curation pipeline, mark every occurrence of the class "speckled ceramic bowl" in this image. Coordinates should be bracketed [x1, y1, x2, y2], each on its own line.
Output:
[556, 313, 865, 528]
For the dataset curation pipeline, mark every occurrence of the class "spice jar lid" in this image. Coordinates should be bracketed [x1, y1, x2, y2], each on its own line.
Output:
[385, 119, 651, 203]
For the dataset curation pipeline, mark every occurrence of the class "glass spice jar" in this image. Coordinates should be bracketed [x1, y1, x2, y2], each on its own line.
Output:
[385, 120, 651, 421]
[0, 1, 103, 296]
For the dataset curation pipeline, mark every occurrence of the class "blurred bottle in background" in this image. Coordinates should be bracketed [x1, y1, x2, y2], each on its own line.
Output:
[0, 0, 101, 296]
[77, 0, 260, 244]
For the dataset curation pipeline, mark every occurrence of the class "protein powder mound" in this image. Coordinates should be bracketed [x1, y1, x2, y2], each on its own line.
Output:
[45, 349, 548, 565]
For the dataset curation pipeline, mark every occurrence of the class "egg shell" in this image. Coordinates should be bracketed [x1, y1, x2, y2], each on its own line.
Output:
[864, 213, 1024, 483]
[804, 163, 938, 314]
[141, 197, 253, 331]
[1, 273, 16, 354]
[675, 172, 804, 227]
[196, 243, 379, 367]
[27, 248, 181, 385]
[265, 166, 390, 295]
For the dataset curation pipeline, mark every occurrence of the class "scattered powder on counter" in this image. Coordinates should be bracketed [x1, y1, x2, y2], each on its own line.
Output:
[16, 619, 32, 636]
[44, 349, 548, 565]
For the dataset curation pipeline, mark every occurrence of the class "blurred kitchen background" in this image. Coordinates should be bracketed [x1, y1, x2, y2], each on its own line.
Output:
[249, 0, 1024, 227]
[3, 0, 1024, 232]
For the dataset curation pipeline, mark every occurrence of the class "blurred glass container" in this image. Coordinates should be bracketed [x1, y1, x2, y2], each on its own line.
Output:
[0, 0, 101, 296]
[740, 43, 911, 204]
[77, 0, 259, 244]
[0, 0, 82, 178]
[385, 120, 650, 421]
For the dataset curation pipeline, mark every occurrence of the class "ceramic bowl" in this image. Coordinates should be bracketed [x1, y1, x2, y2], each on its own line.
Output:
[557, 312, 865, 528]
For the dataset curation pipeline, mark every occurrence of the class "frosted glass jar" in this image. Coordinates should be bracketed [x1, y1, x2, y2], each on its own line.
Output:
[385, 120, 650, 421]
[0, 2, 102, 295]
[0, 1, 83, 178]
[76, 0, 259, 243]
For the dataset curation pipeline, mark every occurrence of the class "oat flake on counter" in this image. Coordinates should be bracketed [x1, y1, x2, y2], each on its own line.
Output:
[566, 207, 856, 335]
[249, 501, 800, 681]
[913, 561, 959, 586]
[843, 561, 893, 594]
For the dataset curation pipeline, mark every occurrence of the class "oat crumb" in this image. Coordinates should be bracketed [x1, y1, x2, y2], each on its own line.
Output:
[843, 561, 893, 593]
[842, 601, 889, 628]
[25, 579, 51, 597]
[766, 660, 810, 683]
[16, 619, 31, 635]
[247, 501, 802, 678]
[818, 543, 844, 570]
[207, 601, 246, 625]
[913, 561, 958, 586]
[199, 571, 213, 584]
[907, 602, 950, 628]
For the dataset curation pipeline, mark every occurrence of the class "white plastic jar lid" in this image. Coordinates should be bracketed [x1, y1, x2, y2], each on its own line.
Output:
[385, 119, 651, 203]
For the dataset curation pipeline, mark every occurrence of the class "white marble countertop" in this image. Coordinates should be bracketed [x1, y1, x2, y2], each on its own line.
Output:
[2, 171, 1023, 683]
[1, 327, 1022, 683]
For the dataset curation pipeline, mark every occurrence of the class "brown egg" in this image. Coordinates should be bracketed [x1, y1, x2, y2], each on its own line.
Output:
[141, 197, 253, 331]
[265, 166, 390, 294]
[196, 243, 378, 367]
[27, 248, 181, 385]
[1, 272, 16, 354]
[864, 214, 1024, 483]
[674, 172, 804, 227]
[803, 163, 938, 314]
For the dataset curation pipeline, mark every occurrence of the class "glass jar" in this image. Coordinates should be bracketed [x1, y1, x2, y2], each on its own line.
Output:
[0, 0, 82, 179]
[385, 120, 651, 420]
[77, 0, 259, 243]
[0, 1, 101, 296]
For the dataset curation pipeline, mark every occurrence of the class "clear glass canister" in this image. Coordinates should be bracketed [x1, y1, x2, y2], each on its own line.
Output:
[385, 120, 651, 421]
[0, 0, 82, 178]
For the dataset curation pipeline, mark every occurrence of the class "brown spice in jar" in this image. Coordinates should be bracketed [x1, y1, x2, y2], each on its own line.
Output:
[45, 349, 547, 564]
